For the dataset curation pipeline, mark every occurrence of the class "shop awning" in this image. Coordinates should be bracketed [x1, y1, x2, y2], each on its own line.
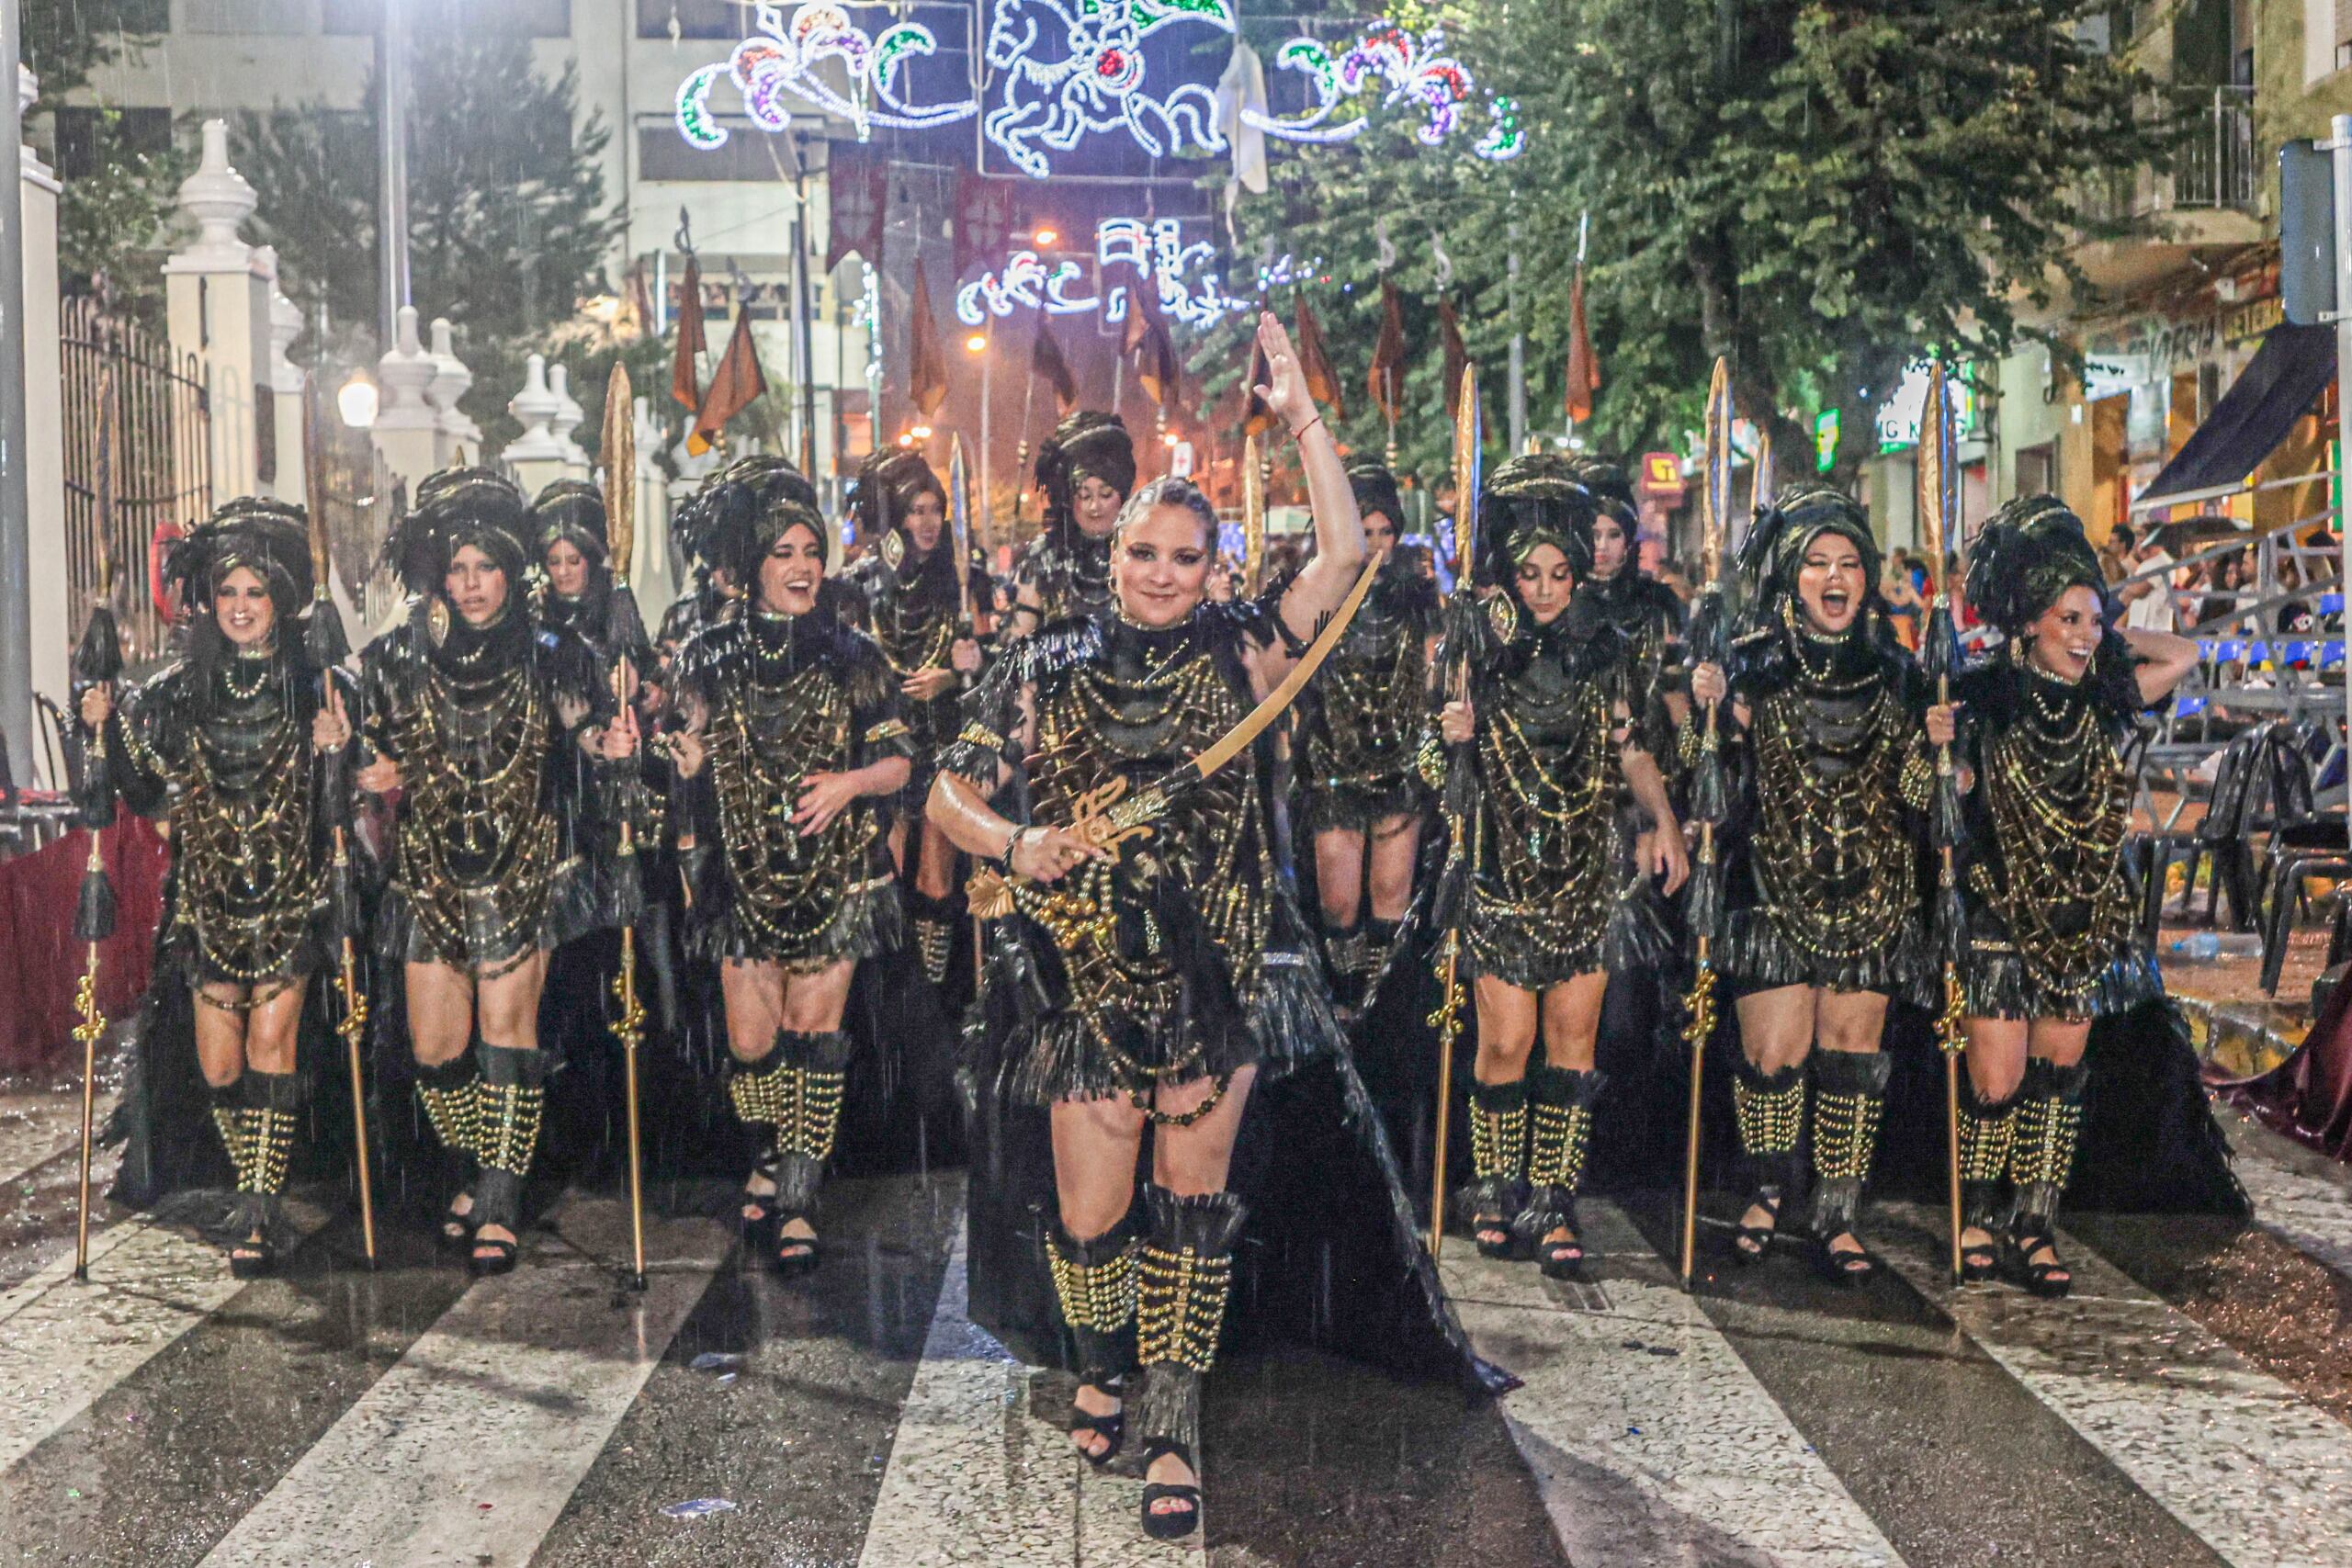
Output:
[2136, 323, 2335, 510]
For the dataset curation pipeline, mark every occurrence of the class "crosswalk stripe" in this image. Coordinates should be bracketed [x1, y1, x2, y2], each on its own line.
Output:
[2226, 1122, 2352, 1284]
[197, 1199, 727, 1567]
[0, 1198, 327, 1477]
[856, 1208, 1205, 1566]
[1873, 1201, 2352, 1568]
[1444, 1201, 1906, 1568]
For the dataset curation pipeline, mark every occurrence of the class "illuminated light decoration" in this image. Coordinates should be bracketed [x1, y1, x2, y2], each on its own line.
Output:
[953, 216, 1250, 330]
[673, 2, 978, 147]
[981, 0, 1234, 179]
[1256, 254, 1324, 291]
[1242, 23, 1526, 160]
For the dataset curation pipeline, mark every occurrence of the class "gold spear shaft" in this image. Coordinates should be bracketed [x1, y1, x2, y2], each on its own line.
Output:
[604, 362, 649, 1290]
[72, 361, 123, 1283]
[1917, 361, 1967, 1285]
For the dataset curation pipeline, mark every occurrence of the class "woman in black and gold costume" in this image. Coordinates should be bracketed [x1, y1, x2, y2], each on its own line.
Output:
[928, 313, 1374, 1540]
[1951, 498, 2199, 1296]
[1690, 491, 1954, 1285]
[1433, 457, 1688, 1280]
[665, 457, 912, 1274]
[83, 499, 356, 1276]
[1294, 458, 1439, 1013]
[1007, 411, 1135, 635]
[360, 469, 635, 1276]
[843, 448, 981, 982]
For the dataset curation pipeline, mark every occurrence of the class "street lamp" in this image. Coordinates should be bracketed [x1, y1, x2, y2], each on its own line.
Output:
[338, 370, 380, 430]
[965, 333, 987, 354]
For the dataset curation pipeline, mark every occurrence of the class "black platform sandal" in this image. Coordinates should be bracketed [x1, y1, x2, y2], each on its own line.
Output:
[227, 1199, 277, 1280]
[1472, 1211, 1517, 1259]
[1959, 1228, 2000, 1282]
[1730, 1190, 1782, 1267]
[1535, 1224, 1585, 1280]
[771, 1212, 821, 1278]
[436, 1192, 477, 1254]
[739, 1151, 781, 1242]
[1814, 1235, 1876, 1289]
[1139, 1438, 1202, 1540]
[2008, 1226, 2073, 1299]
[1068, 1377, 1125, 1468]
[468, 1230, 519, 1278]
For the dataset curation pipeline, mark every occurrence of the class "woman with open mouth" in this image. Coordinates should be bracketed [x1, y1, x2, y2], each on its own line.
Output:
[1431, 455, 1690, 1280]
[1951, 497, 2215, 1297]
[1004, 409, 1135, 637]
[1690, 489, 1954, 1286]
[928, 311, 1477, 1541]
[664, 456, 913, 1277]
[1290, 457, 1441, 1018]
[83, 499, 356, 1277]
[842, 448, 982, 985]
[362, 469, 634, 1277]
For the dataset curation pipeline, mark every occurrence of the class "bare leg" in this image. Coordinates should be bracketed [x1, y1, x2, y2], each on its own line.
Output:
[913, 818, 959, 902]
[1052, 1093, 1148, 1460]
[1314, 828, 1366, 929]
[1366, 814, 1419, 922]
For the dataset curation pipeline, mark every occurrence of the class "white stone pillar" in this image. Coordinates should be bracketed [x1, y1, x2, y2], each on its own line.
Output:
[628, 394, 678, 613]
[503, 354, 569, 500]
[254, 245, 307, 507]
[19, 67, 68, 729]
[163, 118, 270, 503]
[424, 316, 481, 462]
[369, 304, 441, 496]
[547, 363, 590, 476]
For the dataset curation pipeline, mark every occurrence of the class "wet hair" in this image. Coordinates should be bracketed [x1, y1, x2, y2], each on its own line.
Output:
[1113, 475, 1220, 551]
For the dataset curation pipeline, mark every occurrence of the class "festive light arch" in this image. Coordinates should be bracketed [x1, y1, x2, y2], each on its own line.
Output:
[954, 217, 1252, 330]
[674, 3, 1528, 170]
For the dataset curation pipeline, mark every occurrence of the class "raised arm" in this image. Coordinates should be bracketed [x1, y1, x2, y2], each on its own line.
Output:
[2120, 625, 2198, 706]
[1253, 310, 1366, 655]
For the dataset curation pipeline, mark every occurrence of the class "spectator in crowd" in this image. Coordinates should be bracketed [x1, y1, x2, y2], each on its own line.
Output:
[1882, 547, 1924, 650]
[2120, 526, 2178, 633]
[2099, 524, 2136, 586]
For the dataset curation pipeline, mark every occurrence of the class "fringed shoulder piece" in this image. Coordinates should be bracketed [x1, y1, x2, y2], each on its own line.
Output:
[670, 615, 746, 702]
[535, 623, 605, 716]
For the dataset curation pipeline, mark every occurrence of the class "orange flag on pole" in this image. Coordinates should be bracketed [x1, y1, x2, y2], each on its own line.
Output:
[909, 266, 949, 420]
[688, 305, 766, 456]
[1565, 265, 1601, 423]
[669, 256, 707, 414]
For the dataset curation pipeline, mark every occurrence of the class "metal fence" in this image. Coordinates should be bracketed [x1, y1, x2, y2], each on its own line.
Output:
[2171, 85, 2257, 212]
[60, 295, 212, 662]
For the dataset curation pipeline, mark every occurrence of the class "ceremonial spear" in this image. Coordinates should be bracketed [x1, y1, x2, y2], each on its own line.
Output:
[1678, 358, 1736, 1292]
[69, 363, 123, 1282]
[1917, 363, 1971, 1285]
[1424, 363, 1482, 1266]
[303, 381, 376, 1265]
[948, 435, 985, 987]
[1241, 432, 1266, 595]
[601, 363, 650, 1292]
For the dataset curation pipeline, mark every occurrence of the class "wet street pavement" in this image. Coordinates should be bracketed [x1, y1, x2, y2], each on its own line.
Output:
[0, 1089, 2346, 1566]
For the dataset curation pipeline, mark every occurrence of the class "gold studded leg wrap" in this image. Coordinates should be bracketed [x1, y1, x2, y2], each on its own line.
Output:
[414, 1053, 481, 1158]
[728, 1040, 792, 1128]
[913, 917, 955, 986]
[1133, 1185, 1247, 1463]
[1363, 918, 1400, 985]
[1049, 1217, 1140, 1388]
[2009, 1058, 2088, 1232]
[1959, 1077, 2021, 1233]
[211, 1083, 254, 1190]
[1515, 1066, 1602, 1244]
[1806, 1050, 1890, 1241]
[472, 1043, 549, 1231]
[738, 1032, 852, 1214]
[1464, 1077, 1528, 1221]
[1732, 1057, 1806, 1198]
[240, 1072, 300, 1198]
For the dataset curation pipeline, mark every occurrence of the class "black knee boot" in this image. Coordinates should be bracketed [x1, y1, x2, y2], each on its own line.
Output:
[1729, 1057, 1804, 1264]
[1518, 1066, 1602, 1279]
[1134, 1185, 1245, 1541]
[469, 1043, 548, 1277]
[414, 1051, 481, 1251]
[1363, 917, 1401, 990]
[907, 889, 959, 987]
[1047, 1214, 1139, 1466]
[1320, 917, 1366, 1014]
[1464, 1078, 1528, 1258]
[1806, 1051, 1890, 1288]
[1957, 1076, 2020, 1281]
[2007, 1058, 2088, 1299]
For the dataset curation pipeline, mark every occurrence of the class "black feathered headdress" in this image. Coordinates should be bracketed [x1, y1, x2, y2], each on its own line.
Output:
[1476, 453, 1597, 587]
[1736, 486, 1883, 624]
[848, 448, 946, 546]
[530, 478, 608, 568]
[674, 453, 829, 588]
[1345, 457, 1405, 535]
[164, 496, 313, 622]
[1035, 411, 1136, 547]
[1965, 493, 2111, 637]
[382, 467, 534, 598]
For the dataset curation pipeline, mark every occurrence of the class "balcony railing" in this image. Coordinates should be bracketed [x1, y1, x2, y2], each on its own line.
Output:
[2080, 85, 2257, 225]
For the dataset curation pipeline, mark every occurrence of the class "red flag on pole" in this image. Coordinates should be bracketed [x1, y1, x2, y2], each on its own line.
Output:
[909, 266, 950, 420]
[1565, 265, 1601, 423]
[953, 170, 1016, 279]
[1031, 321, 1078, 415]
[688, 305, 767, 456]
[1122, 275, 1182, 410]
[669, 255, 706, 413]
[1369, 278, 1408, 425]
[1439, 296, 1468, 420]
[1292, 288, 1344, 420]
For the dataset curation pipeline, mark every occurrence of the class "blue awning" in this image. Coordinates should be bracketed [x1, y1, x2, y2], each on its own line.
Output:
[2137, 323, 2335, 507]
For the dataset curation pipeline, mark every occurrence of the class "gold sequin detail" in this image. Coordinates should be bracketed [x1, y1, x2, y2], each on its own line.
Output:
[1468, 1098, 1527, 1183]
[1812, 1086, 1884, 1184]
[1527, 1100, 1594, 1194]
[1047, 1235, 1138, 1333]
[417, 1080, 480, 1156]
[1136, 1241, 1235, 1373]
[2009, 1091, 2084, 1190]
[476, 1078, 547, 1179]
[1958, 1100, 2017, 1183]
[1733, 1072, 1805, 1157]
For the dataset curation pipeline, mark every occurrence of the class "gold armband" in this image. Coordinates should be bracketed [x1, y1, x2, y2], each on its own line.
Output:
[864, 718, 910, 744]
[957, 720, 1006, 751]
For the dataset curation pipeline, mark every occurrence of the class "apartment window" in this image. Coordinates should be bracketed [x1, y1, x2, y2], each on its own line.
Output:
[181, 0, 309, 33]
[52, 107, 173, 181]
[640, 0, 752, 40]
[2309, 0, 2352, 80]
[325, 0, 569, 35]
[639, 120, 803, 181]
